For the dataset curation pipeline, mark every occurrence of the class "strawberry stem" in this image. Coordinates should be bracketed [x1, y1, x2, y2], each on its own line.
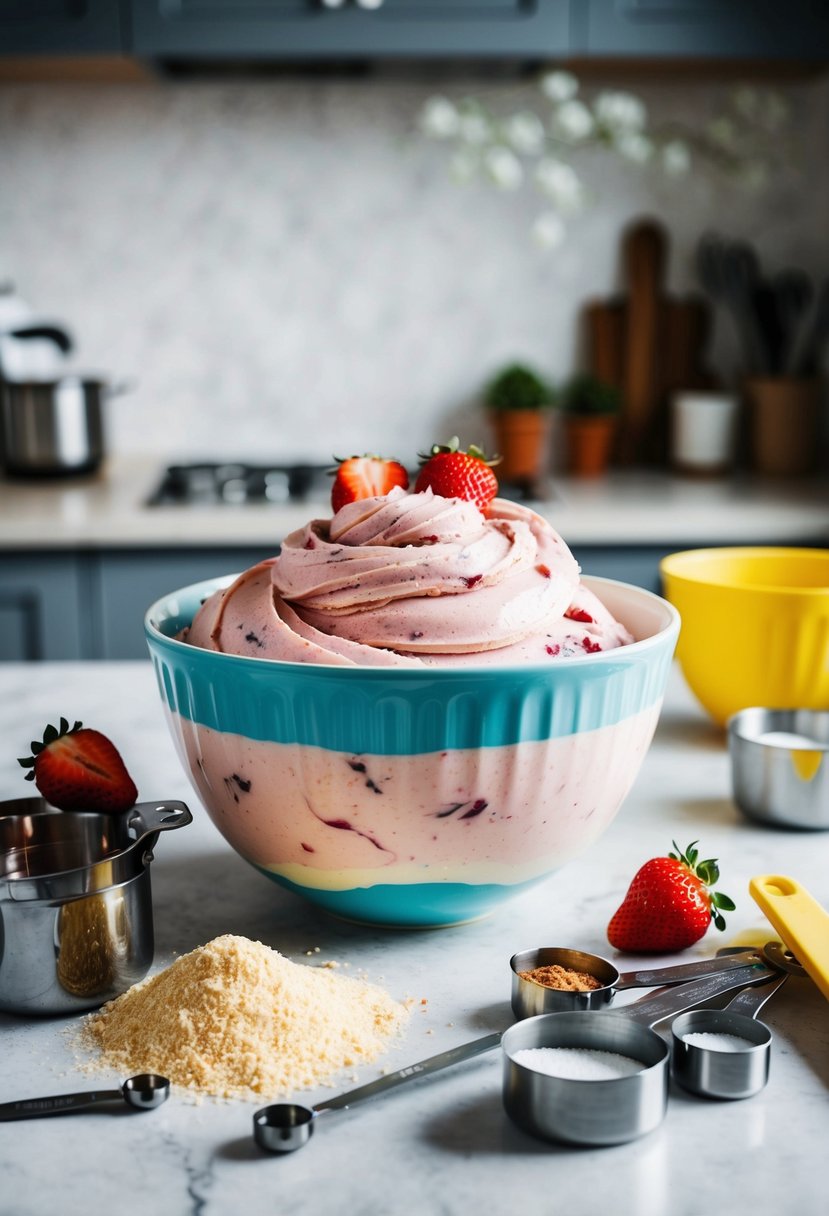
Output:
[668, 839, 735, 932]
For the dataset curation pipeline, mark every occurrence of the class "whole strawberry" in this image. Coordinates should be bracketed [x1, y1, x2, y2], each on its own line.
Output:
[330, 454, 409, 513]
[607, 841, 735, 954]
[18, 718, 138, 814]
[415, 438, 500, 513]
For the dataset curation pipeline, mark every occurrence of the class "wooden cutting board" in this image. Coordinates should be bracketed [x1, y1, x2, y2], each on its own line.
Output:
[618, 218, 667, 465]
[584, 297, 626, 394]
[584, 219, 713, 467]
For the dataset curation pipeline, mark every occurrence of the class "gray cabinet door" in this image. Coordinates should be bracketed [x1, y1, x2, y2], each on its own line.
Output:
[579, 0, 829, 59]
[575, 545, 671, 594]
[130, 0, 570, 58]
[0, 0, 123, 54]
[0, 553, 85, 660]
[95, 547, 273, 659]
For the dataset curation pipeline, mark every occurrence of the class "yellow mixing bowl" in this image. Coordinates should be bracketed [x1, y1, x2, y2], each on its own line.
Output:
[660, 547, 829, 726]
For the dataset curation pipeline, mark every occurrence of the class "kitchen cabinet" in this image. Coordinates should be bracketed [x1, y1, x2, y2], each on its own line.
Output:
[576, 544, 673, 594]
[576, 0, 829, 60]
[0, 553, 86, 660]
[0, 547, 268, 661]
[0, 0, 122, 55]
[95, 546, 268, 660]
[129, 0, 570, 59]
[2, 0, 826, 59]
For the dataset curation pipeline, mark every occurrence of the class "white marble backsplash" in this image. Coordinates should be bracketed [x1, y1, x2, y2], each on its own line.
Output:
[1, 72, 827, 465]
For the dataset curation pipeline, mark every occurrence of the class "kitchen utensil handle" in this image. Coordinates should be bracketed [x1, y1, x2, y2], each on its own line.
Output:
[724, 973, 788, 1019]
[6, 324, 73, 353]
[127, 800, 193, 842]
[618, 949, 764, 989]
[790, 278, 829, 375]
[314, 1031, 502, 1116]
[620, 962, 776, 1027]
[0, 1089, 122, 1121]
[750, 875, 829, 1004]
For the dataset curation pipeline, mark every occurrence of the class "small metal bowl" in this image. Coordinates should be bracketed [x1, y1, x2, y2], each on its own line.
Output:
[728, 708, 829, 830]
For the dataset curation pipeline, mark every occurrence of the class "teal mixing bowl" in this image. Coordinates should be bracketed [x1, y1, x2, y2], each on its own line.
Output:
[145, 575, 679, 927]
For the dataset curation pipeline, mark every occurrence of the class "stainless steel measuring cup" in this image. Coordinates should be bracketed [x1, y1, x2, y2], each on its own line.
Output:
[0, 798, 192, 1014]
[671, 973, 788, 1100]
[510, 945, 767, 1018]
[501, 960, 777, 1147]
[0, 1074, 170, 1121]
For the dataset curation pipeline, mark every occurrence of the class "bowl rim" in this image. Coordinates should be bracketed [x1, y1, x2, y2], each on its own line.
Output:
[144, 572, 679, 677]
[660, 546, 829, 595]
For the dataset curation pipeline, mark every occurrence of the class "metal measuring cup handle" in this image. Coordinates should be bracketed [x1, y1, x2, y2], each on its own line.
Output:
[615, 960, 778, 1029]
[722, 972, 788, 1019]
[616, 949, 765, 991]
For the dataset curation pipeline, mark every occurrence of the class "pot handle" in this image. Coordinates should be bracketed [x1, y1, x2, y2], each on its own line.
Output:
[7, 324, 73, 353]
[127, 800, 193, 848]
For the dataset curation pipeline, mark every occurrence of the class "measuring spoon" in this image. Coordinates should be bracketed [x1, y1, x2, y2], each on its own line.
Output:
[671, 973, 788, 1100]
[0, 1074, 170, 1121]
[510, 945, 767, 1018]
[253, 1032, 501, 1153]
[254, 958, 774, 1154]
[501, 959, 777, 1147]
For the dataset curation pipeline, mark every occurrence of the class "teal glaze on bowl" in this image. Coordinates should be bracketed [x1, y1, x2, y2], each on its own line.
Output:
[146, 576, 678, 754]
[145, 575, 679, 926]
[257, 868, 543, 928]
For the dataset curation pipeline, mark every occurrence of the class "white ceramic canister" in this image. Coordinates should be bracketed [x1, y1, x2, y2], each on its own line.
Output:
[670, 391, 740, 475]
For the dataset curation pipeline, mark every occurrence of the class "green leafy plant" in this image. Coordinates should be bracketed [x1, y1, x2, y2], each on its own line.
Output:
[486, 363, 554, 413]
[559, 373, 621, 418]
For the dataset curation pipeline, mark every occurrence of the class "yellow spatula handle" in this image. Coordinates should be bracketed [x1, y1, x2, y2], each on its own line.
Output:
[749, 875, 829, 1004]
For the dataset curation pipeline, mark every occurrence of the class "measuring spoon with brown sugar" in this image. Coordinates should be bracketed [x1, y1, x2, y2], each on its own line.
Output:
[509, 945, 770, 1019]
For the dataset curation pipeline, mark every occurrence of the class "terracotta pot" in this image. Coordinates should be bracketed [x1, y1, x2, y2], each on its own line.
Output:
[565, 415, 617, 477]
[490, 410, 551, 483]
[745, 377, 824, 476]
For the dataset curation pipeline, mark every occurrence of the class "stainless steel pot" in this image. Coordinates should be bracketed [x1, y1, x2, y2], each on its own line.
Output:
[0, 376, 128, 478]
[0, 798, 192, 1015]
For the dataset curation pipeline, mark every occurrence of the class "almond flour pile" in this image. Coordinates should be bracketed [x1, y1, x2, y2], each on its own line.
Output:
[80, 934, 409, 1101]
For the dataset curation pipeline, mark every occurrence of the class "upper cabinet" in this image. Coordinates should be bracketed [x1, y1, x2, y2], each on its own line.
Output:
[0, 0, 827, 60]
[0, 0, 122, 54]
[576, 0, 829, 60]
[129, 0, 570, 59]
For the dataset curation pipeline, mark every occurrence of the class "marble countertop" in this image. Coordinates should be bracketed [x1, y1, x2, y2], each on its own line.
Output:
[1, 455, 827, 549]
[1, 661, 827, 1216]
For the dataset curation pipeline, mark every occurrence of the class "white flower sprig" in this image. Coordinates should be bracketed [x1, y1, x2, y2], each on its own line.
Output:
[418, 72, 791, 248]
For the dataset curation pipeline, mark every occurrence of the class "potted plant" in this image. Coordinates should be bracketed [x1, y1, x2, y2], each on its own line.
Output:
[559, 374, 621, 477]
[485, 362, 555, 484]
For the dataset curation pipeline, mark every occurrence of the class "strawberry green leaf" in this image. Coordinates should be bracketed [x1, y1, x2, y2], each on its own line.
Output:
[712, 893, 736, 911]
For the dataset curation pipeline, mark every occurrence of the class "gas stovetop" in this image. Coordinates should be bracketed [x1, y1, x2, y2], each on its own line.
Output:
[145, 462, 333, 506]
[145, 462, 554, 507]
